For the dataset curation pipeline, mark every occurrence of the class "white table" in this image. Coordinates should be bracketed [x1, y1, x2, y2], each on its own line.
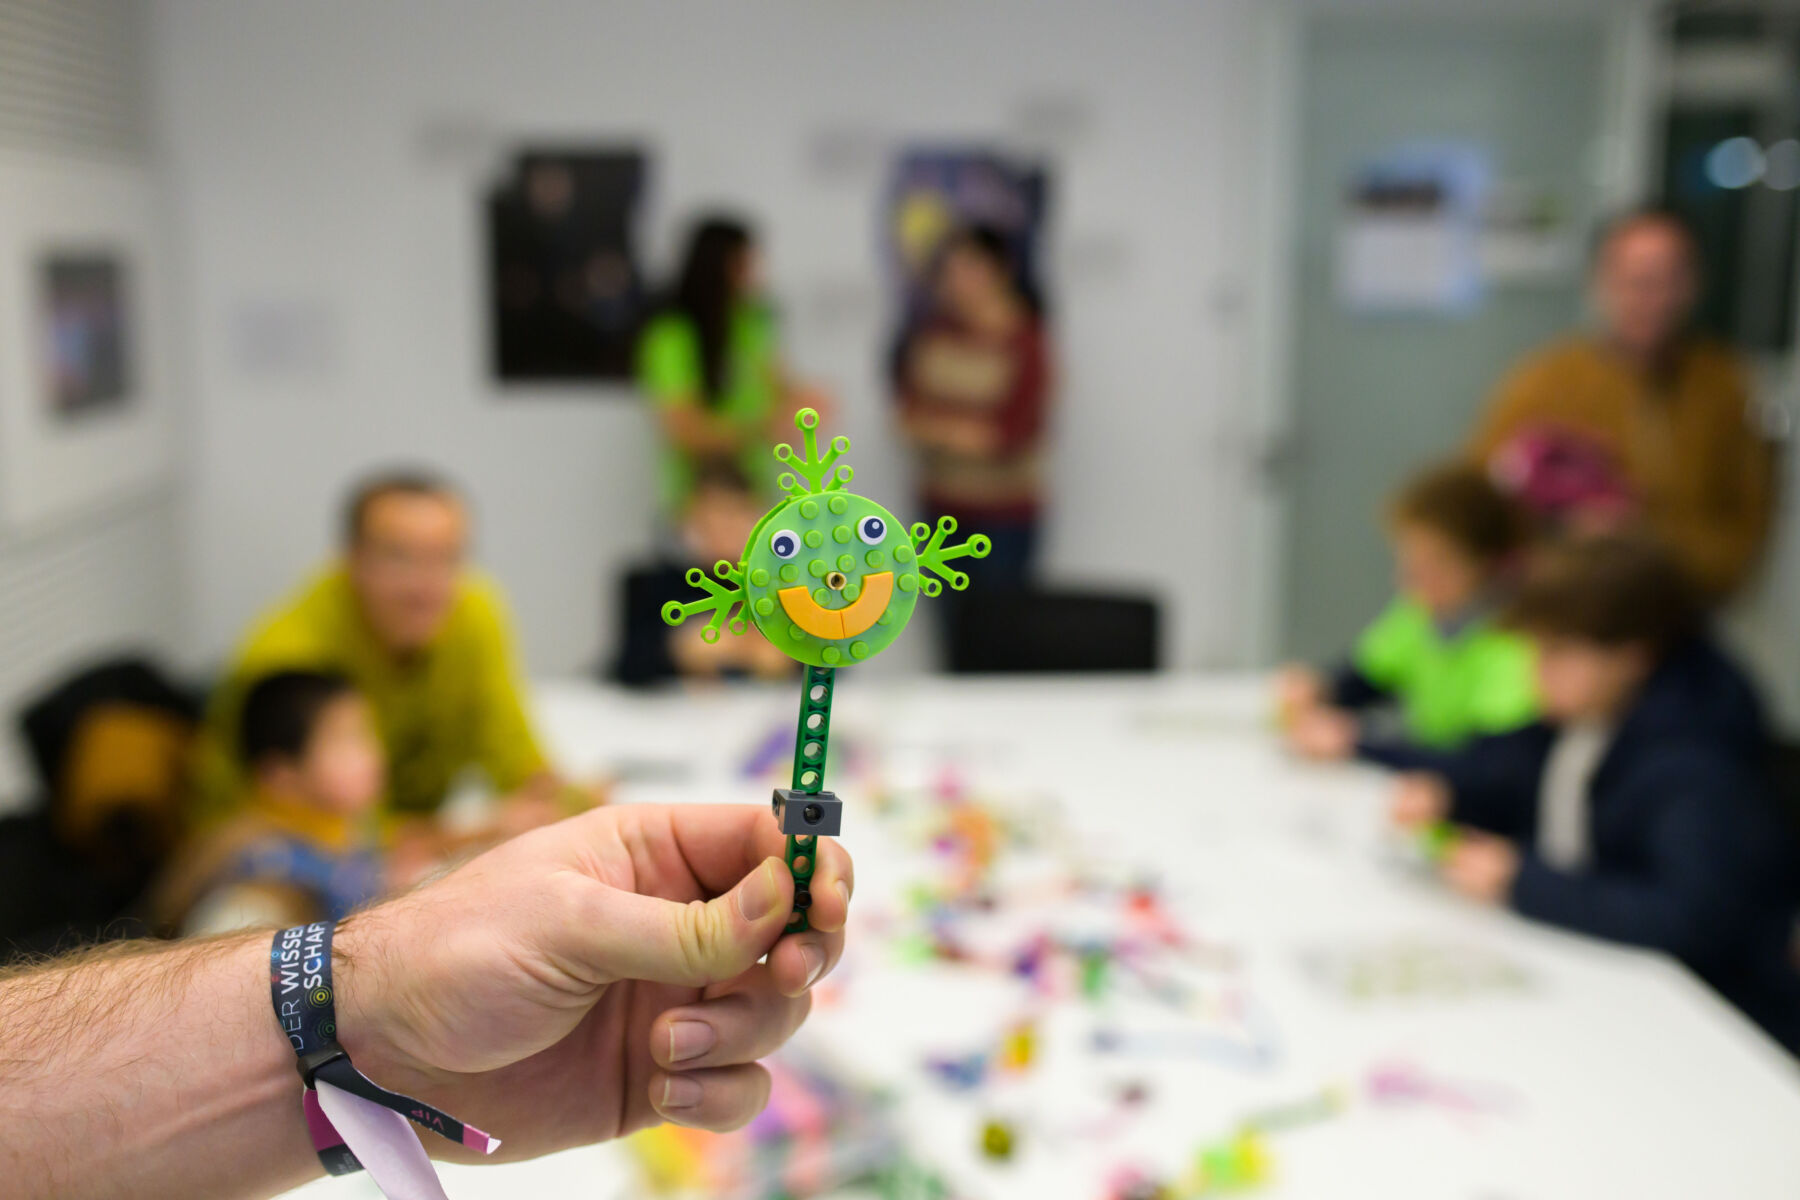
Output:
[285, 675, 1800, 1200]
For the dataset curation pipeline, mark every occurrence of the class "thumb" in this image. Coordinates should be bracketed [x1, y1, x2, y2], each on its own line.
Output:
[576, 856, 794, 987]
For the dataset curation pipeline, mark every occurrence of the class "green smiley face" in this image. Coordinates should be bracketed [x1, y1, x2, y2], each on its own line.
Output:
[741, 490, 921, 667]
[662, 408, 989, 666]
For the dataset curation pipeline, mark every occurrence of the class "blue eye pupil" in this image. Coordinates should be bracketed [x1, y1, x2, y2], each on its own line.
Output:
[854, 515, 888, 546]
[773, 533, 796, 556]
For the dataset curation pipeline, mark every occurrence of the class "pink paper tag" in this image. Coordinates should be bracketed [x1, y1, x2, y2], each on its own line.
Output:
[315, 1077, 452, 1200]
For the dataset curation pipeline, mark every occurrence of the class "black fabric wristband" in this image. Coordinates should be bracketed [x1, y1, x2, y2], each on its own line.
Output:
[269, 922, 499, 1173]
[269, 921, 363, 1175]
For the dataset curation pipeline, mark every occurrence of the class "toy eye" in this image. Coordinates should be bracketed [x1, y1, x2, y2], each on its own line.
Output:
[857, 515, 887, 545]
[770, 529, 800, 559]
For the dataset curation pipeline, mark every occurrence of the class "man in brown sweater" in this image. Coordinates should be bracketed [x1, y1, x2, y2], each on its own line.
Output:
[1468, 209, 1778, 601]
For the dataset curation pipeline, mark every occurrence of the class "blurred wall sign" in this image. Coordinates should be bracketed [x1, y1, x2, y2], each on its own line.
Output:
[415, 112, 499, 171]
[1479, 181, 1579, 285]
[803, 125, 889, 187]
[229, 297, 339, 381]
[799, 275, 881, 337]
[1008, 91, 1097, 156]
[485, 147, 649, 386]
[1335, 143, 1490, 316]
[1063, 230, 1131, 290]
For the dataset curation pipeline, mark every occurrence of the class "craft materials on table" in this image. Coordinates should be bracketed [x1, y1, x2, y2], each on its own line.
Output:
[417, 667, 1800, 1200]
[1364, 1060, 1519, 1119]
[629, 1053, 924, 1200]
[1299, 935, 1534, 1003]
[870, 768, 1309, 1192]
[621, 679, 1542, 1200]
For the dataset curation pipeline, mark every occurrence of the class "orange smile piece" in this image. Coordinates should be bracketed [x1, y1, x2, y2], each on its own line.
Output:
[778, 572, 894, 640]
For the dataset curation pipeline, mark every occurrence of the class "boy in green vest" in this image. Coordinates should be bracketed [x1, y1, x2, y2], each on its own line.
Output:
[1278, 462, 1538, 768]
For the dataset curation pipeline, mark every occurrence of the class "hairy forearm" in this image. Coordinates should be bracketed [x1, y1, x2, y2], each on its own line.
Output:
[0, 934, 319, 1200]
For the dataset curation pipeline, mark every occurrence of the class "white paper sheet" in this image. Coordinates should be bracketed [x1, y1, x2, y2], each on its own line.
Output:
[315, 1079, 451, 1200]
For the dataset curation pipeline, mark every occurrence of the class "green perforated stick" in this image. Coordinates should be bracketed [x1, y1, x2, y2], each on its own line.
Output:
[783, 665, 835, 929]
[662, 408, 989, 930]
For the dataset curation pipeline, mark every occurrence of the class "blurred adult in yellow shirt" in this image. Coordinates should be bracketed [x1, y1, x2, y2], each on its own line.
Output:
[1468, 209, 1777, 602]
[196, 473, 573, 849]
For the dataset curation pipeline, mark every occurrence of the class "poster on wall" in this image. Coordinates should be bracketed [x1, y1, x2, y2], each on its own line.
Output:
[1335, 143, 1490, 316]
[882, 146, 1052, 333]
[485, 147, 648, 385]
[0, 154, 174, 530]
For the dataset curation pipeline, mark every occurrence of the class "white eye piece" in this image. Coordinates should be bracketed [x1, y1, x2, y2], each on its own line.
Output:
[857, 515, 887, 545]
[770, 529, 800, 559]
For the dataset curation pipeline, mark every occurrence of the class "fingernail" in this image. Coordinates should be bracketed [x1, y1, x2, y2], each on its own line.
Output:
[668, 1020, 715, 1064]
[737, 859, 782, 923]
[660, 1075, 704, 1110]
[800, 942, 824, 988]
[835, 878, 851, 909]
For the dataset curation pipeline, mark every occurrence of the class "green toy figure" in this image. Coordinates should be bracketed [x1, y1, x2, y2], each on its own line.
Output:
[663, 407, 989, 929]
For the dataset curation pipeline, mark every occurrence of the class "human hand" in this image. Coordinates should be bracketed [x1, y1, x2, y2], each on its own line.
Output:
[1285, 706, 1358, 761]
[386, 820, 433, 887]
[335, 803, 851, 1161]
[790, 381, 834, 423]
[748, 630, 802, 681]
[561, 778, 612, 812]
[936, 415, 998, 457]
[774, 381, 834, 434]
[1440, 831, 1520, 905]
[492, 791, 563, 840]
[1272, 664, 1326, 725]
[494, 775, 608, 835]
[1566, 499, 1636, 537]
[1390, 773, 1451, 829]
[385, 819, 473, 890]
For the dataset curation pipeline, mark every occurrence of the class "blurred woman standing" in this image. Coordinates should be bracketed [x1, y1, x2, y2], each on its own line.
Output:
[639, 213, 824, 518]
[893, 226, 1053, 587]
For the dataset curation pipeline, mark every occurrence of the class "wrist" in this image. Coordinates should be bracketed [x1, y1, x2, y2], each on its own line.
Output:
[328, 909, 414, 1083]
[274, 916, 503, 1172]
[224, 935, 328, 1186]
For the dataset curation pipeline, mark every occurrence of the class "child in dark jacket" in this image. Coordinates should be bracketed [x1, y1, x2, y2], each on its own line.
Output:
[1395, 535, 1800, 1053]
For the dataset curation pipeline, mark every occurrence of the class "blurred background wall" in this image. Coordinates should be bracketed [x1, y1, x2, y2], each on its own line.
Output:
[1281, 15, 1614, 661]
[150, 0, 1291, 682]
[0, 0, 184, 798]
[11, 0, 1800, 788]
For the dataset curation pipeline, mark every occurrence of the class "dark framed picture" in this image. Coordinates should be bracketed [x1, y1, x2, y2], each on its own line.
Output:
[486, 148, 649, 385]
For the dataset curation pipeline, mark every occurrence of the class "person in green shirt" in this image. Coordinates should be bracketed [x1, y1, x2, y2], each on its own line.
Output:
[195, 472, 590, 857]
[637, 213, 826, 516]
[1277, 461, 1539, 768]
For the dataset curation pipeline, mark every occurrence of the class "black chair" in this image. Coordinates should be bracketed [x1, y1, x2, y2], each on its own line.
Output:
[20, 654, 200, 792]
[1, 653, 198, 960]
[1770, 739, 1800, 842]
[608, 562, 687, 686]
[946, 588, 1161, 674]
